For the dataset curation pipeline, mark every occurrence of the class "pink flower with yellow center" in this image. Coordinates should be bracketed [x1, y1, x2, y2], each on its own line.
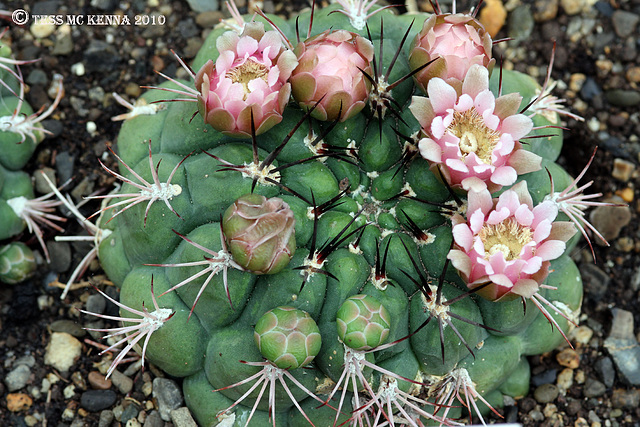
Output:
[410, 64, 542, 193]
[194, 23, 298, 137]
[448, 181, 576, 302]
[290, 29, 374, 122]
[409, 13, 494, 92]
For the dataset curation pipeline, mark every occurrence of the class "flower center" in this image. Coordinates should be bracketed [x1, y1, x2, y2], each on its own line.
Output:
[478, 218, 533, 261]
[226, 59, 269, 98]
[447, 108, 500, 164]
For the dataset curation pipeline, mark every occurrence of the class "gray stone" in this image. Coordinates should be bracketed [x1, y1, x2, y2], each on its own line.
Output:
[86, 293, 107, 315]
[26, 69, 48, 85]
[55, 152, 75, 185]
[609, 308, 635, 340]
[110, 370, 134, 395]
[143, 410, 164, 427]
[98, 410, 114, 427]
[533, 383, 559, 403]
[580, 77, 602, 101]
[186, 0, 219, 13]
[589, 201, 631, 244]
[52, 32, 73, 56]
[170, 407, 198, 427]
[45, 241, 72, 274]
[580, 263, 610, 302]
[531, 369, 557, 387]
[83, 40, 121, 73]
[120, 402, 140, 424]
[80, 390, 117, 412]
[605, 89, 640, 107]
[14, 355, 36, 368]
[50, 319, 85, 338]
[508, 6, 535, 40]
[583, 377, 606, 397]
[91, 0, 118, 11]
[5, 364, 32, 392]
[612, 10, 639, 38]
[594, 357, 616, 388]
[196, 11, 224, 28]
[34, 168, 57, 194]
[153, 378, 183, 421]
[604, 337, 640, 385]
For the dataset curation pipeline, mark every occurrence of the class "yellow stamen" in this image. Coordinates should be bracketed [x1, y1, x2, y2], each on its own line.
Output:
[478, 218, 533, 261]
[447, 108, 500, 164]
[226, 59, 269, 99]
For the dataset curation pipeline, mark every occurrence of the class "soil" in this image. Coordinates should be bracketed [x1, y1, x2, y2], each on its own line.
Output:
[1, 0, 639, 426]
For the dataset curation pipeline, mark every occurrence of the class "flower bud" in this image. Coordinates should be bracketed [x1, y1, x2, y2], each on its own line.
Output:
[290, 29, 374, 122]
[336, 294, 391, 351]
[254, 306, 321, 369]
[409, 13, 494, 93]
[0, 242, 36, 285]
[194, 22, 298, 137]
[222, 194, 296, 274]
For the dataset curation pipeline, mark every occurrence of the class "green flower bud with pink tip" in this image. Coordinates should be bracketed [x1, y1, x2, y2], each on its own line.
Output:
[409, 13, 494, 93]
[336, 294, 391, 351]
[0, 242, 36, 284]
[290, 29, 374, 122]
[222, 194, 296, 274]
[254, 306, 321, 370]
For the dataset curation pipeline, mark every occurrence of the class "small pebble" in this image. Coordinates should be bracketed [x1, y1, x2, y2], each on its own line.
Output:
[31, 22, 56, 38]
[44, 332, 82, 372]
[611, 388, 640, 409]
[560, 0, 587, 15]
[196, 11, 223, 28]
[88, 372, 112, 390]
[111, 370, 134, 395]
[170, 407, 198, 427]
[534, 383, 559, 403]
[611, 10, 640, 38]
[50, 319, 85, 338]
[583, 377, 607, 398]
[557, 368, 574, 391]
[478, 0, 507, 37]
[627, 67, 640, 84]
[557, 348, 580, 369]
[71, 62, 86, 76]
[612, 158, 636, 182]
[532, 0, 558, 22]
[616, 188, 634, 203]
[153, 378, 183, 421]
[589, 200, 631, 245]
[98, 410, 115, 427]
[574, 417, 589, 427]
[80, 390, 117, 412]
[571, 326, 594, 345]
[6, 393, 33, 412]
[143, 410, 164, 427]
[4, 365, 32, 392]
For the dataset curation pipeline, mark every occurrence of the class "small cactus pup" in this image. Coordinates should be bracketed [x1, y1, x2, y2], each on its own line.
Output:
[0, 165, 67, 262]
[92, 1, 609, 425]
[0, 242, 36, 284]
[214, 306, 325, 426]
[222, 193, 296, 274]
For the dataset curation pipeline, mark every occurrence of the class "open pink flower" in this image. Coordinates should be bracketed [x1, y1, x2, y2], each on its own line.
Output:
[410, 64, 541, 193]
[409, 13, 494, 92]
[448, 181, 576, 301]
[194, 23, 298, 137]
[290, 29, 374, 122]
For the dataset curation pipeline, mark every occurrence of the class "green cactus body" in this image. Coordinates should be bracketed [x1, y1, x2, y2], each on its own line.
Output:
[94, 6, 587, 426]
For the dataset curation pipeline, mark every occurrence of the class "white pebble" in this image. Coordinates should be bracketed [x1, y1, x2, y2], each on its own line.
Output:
[71, 62, 85, 76]
[44, 332, 82, 372]
[86, 121, 98, 136]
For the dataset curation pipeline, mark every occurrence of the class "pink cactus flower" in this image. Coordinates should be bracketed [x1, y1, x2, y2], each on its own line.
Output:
[409, 12, 495, 92]
[194, 22, 298, 137]
[410, 64, 542, 193]
[290, 29, 374, 122]
[447, 181, 577, 302]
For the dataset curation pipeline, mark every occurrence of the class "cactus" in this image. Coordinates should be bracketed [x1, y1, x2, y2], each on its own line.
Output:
[0, 35, 65, 268]
[65, 1, 622, 425]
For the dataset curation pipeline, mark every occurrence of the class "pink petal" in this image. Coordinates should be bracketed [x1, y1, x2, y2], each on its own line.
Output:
[536, 240, 566, 261]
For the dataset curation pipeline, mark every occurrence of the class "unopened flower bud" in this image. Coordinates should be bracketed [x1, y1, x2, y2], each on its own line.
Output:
[0, 242, 36, 284]
[222, 194, 296, 274]
[254, 306, 321, 369]
[336, 294, 391, 351]
[290, 29, 374, 122]
[409, 13, 494, 93]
